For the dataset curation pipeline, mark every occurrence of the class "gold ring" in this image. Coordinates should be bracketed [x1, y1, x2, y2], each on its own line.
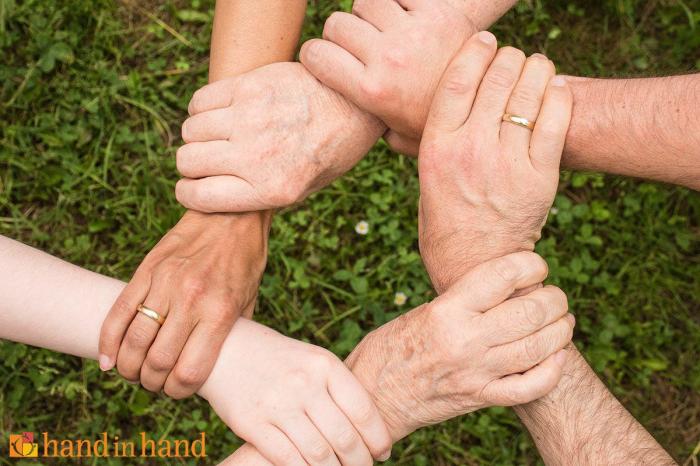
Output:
[136, 304, 166, 326]
[502, 113, 535, 130]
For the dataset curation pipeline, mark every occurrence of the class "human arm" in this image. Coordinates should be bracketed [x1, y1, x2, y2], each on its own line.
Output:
[0, 236, 571, 464]
[561, 75, 700, 190]
[172, 0, 518, 213]
[301, 2, 700, 190]
[513, 347, 674, 465]
[98, 0, 308, 398]
[416, 34, 674, 464]
[0, 235, 393, 465]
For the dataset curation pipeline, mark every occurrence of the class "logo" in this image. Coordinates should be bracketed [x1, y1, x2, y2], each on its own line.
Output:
[9, 432, 38, 458]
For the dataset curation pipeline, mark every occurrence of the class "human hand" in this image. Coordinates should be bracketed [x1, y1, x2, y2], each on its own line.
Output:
[417, 33, 573, 293]
[345, 252, 573, 440]
[199, 318, 392, 466]
[98, 210, 269, 398]
[300, 0, 474, 150]
[174, 62, 385, 213]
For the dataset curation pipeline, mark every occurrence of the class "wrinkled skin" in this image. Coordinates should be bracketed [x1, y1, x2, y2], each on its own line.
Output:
[175, 62, 384, 213]
[300, 0, 474, 143]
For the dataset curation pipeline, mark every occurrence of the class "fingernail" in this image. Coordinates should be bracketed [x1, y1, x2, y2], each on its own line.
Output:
[554, 350, 568, 367]
[551, 75, 567, 87]
[378, 451, 391, 462]
[477, 31, 496, 45]
[567, 313, 576, 326]
[531, 53, 547, 60]
[99, 354, 114, 371]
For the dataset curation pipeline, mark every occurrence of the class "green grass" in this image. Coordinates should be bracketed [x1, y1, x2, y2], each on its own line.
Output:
[1, 0, 699, 464]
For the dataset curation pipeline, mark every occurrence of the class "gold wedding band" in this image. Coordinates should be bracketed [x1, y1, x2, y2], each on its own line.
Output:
[136, 304, 166, 326]
[502, 113, 535, 130]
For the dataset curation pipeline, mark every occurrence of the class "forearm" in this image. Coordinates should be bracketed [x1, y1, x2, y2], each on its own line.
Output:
[209, 0, 306, 82]
[514, 345, 674, 465]
[563, 75, 700, 190]
[447, 0, 518, 29]
[181, 1, 308, 277]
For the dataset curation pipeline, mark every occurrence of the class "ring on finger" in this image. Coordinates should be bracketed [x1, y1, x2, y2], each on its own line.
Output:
[502, 113, 535, 130]
[136, 304, 166, 326]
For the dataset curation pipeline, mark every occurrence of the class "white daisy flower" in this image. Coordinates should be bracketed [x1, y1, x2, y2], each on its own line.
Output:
[355, 220, 369, 235]
[394, 292, 407, 306]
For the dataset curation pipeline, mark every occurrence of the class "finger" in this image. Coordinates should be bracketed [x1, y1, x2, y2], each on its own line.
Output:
[424, 31, 497, 134]
[176, 140, 242, 179]
[305, 396, 373, 466]
[187, 78, 238, 116]
[247, 425, 307, 466]
[500, 54, 555, 157]
[486, 314, 575, 375]
[383, 130, 419, 157]
[139, 305, 196, 393]
[116, 290, 169, 382]
[181, 107, 235, 143]
[480, 286, 568, 346]
[327, 366, 392, 461]
[299, 39, 365, 103]
[529, 76, 573, 174]
[98, 268, 150, 371]
[437, 251, 549, 314]
[175, 177, 261, 213]
[481, 348, 568, 406]
[394, 0, 431, 11]
[163, 321, 230, 399]
[352, 0, 407, 31]
[323, 12, 379, 62]
[277, 416, 340, 466]
[469, 46, 526, 131]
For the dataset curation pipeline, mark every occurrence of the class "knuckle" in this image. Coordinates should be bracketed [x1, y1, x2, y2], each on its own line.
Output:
[509, 86, 542, 109]
[181, 276, 207, 301]
[175, 145, 192, 176]
[188, 89, 203, 115]
[381, 47, 409, 69]
[125, 324, 154, 349]
[523, 334, 543, 364]
[274, 446, 300, 465]
[485, 65, 518, 89]
[307, 441, 332, 462]
[268, 183, 302, 208]
[359, 78, 386, 102]
[323, 12, 343, 37]
[351, 400, 376, 427]
[522, 298, 546, 328]
[501, 46, 526, 62]
[173, 364, 207, 388]
[441, 71, 476, 96]
[548, 286, 568, 312]
[145, 349, 177, 373]
[335, 428, 360, 452]
[180, 118, 193, 143]
[491, 256, 519, 284]
[351, 0, 368, 16]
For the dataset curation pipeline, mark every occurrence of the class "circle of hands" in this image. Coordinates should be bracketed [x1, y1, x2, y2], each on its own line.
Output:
[99, 1, 577, 464]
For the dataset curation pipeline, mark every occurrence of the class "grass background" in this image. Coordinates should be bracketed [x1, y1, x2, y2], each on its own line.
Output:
[1, 0, 699, 464]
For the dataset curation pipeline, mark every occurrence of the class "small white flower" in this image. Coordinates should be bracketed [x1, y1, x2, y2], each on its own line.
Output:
[550, 207, 559, 215]
[355, 220, 369, 235]
[394, 292, 407, 306]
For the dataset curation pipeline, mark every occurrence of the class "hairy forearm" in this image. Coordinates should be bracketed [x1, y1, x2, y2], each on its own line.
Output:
[514, 345, 674, 465]
[563, 75, 700, 189]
